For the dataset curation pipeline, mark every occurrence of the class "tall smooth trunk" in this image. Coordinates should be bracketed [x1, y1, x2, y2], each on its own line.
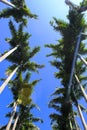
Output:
[67, 31, 82, 100]
[12, 114, 19, 130]
[75, 74, 87, 102]
[0, 66, 18, 94]
[74, 119, 81, 130]
[77, 104, 87, 130]
[6, 102, 17, 130]
[73, 112, 81, 130]
[78, 54, 87, 66]
[0, 46, 19, 62]
[0, 0, 16, 8]
[70, 121, 73, 130]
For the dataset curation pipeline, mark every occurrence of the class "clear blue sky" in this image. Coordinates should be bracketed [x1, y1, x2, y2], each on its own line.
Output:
[0, 0, 85, 130]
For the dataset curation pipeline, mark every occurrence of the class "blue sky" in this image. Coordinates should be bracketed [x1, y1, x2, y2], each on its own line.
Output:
[0, 0, 85, 130]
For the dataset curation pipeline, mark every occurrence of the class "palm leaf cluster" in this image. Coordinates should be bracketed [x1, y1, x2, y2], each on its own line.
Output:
[0, 0, 43, 130]
[46, 1, 87, 130]
[0, 0, 37, 25]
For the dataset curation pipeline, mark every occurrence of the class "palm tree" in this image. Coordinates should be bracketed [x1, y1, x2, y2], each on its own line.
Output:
[46, 0, 87, 129]
[0, 0, 43, 129]
[2, 72, 43, 130]
[16, 102, 43, 130]
[0, 0, 37, 25]
[5, 21, 43, 73]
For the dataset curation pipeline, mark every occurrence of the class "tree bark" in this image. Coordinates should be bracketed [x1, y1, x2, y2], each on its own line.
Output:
[0, 66, 18, 94]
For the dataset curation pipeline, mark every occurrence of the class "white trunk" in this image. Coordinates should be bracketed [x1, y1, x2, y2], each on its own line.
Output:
[73, 113, 81, 130]
[12, 114, 19, 130]
[75, 74, 87, 102]
[0, 0, 16, 8]
[70, 121, 73, 130]
[78, 54, 87, 66]
[77, 104, 87, 130]
[0, 46, 19, 62]
[0, 66, 18, 94]
[6, 102, 17, 130]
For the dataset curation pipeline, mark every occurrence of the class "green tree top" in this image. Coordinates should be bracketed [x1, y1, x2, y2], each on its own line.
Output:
[46, 1, 87, 130]
[0, 0, 37, 25]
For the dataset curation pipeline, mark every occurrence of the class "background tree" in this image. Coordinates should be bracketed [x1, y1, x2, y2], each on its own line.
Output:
[0, 0, 43, 129]
[46, 0, 87, 129]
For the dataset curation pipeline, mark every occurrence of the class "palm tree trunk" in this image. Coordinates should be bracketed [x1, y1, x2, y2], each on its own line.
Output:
[6, 102, 17, 130]
[75, 74, 87, 102]
[74, 119, 81, 130]
[67, 31, 82, 100]
[0, 0, 16, 8]
[73, 112, 81, 130]
[0, 46, 19, 62]
[78, 54, 87, 66]
[69, 121, 73, 130]
[72, 90, 87, 130]
[12, 114, 19, 130]
[0, 66, 18, 94]
[76, 103, 87, 130]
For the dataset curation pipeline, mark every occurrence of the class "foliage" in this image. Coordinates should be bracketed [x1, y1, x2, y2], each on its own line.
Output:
[46, 1, 87, 130]
[0, 0, 37, 25]
[0, 0, 43, 129]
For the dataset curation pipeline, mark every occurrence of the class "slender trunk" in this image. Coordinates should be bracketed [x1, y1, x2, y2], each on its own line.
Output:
[69, 121, 73, 130]
[73, 112, 81, 130]
[0, 0, 16, 8]
[0, 66, 18, 94]
[0, 46, 19, 62]
[6, 102, 17, 130]
[74, 119, 81, 130]
[77, 104, 87, 130]
[12, 114, 19, 130]
[72, 90, 86, 130]
[78, 54, 87, 66]
[75, 74, 87, 102]
[67, 31, 82, 100]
